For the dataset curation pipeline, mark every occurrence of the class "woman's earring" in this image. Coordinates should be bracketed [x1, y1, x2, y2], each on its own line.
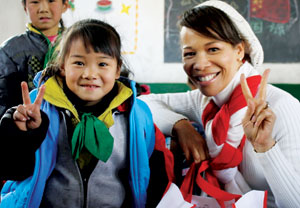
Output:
[239, 57, 243, 61]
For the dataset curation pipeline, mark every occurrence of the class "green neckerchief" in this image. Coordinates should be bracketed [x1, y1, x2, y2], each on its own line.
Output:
[72, 113, 114, 162]
[42, 77, 133, 163]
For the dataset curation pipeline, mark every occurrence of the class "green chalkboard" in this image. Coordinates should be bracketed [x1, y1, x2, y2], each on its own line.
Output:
[164, 0, 300, 63]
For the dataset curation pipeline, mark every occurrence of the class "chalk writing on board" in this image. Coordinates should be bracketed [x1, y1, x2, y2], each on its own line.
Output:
[164, 0, 300, 63]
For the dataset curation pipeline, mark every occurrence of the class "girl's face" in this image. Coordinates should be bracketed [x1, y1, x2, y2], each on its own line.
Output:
[180, 26, 244, 97]
[61, 38, 121, 106]
[23, 0, 68, 36]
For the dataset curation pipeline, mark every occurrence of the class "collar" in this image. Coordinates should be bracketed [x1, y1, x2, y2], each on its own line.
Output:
[27, 23, 42, 35]
[212, 61, 259, 107]
[27, 23, 62, 38]
[43, 76, 133, 128]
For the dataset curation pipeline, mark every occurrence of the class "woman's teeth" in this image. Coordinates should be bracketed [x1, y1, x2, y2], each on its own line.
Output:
[197, 73, 217, 82]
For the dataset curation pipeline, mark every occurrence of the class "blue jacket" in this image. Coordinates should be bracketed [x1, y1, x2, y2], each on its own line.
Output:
[1, 76, 156, 208]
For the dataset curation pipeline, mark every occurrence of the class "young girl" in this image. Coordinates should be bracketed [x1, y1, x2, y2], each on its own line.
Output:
[0, 19, 173, 208]
[0, 0, 69, 117]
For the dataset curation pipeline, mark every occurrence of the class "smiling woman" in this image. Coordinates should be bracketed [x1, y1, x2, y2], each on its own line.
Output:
[140, 1, 300, 207]
[180, 26, 244, 96]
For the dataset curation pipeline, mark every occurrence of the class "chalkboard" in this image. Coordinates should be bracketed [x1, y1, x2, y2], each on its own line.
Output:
[164, 0, 300, 63]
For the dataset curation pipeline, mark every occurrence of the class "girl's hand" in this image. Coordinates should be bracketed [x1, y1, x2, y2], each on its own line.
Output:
[13, 82, 46, 131]
[173, 119, 209, 163]
[240, 69, 276, 152]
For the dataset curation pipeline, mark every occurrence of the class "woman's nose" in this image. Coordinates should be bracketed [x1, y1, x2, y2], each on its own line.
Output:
[194, 53, 211, 71]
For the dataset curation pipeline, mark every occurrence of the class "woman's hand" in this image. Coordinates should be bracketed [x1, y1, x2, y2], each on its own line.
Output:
[13, 82, 46, 131]
[240, 69, 276, 152]
[172, 119, 209, 163]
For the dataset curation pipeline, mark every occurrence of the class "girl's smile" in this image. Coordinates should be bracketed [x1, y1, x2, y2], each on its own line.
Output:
[61, 38, 121, 106]
[79, 83, 100, 90]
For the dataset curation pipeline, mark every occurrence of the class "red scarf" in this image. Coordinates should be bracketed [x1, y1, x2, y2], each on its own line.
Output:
[199, 75, 262, 206]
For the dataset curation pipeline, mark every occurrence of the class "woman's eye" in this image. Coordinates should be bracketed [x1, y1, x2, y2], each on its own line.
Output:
[183, 52, 196, 57]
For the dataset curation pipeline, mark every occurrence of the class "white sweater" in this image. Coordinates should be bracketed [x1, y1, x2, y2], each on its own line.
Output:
[140, 62, 300, 208]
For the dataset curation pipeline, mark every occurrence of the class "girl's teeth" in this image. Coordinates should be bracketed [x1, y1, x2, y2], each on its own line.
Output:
[198, 74, 216, 82]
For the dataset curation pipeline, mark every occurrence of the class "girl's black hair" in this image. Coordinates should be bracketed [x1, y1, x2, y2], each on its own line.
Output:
[178, 6, 242, 46]
[41, 19, 124, 83]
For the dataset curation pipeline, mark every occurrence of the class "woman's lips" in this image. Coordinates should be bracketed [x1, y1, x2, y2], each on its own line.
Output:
[193, 72, 219, 86]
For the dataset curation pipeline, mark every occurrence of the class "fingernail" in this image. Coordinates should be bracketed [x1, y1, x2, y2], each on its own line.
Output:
[28, 110, 33, 115]
[251, 115, 256, 122]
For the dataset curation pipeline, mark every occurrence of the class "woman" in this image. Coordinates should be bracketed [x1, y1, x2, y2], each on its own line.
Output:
[140, 1, 300, 207]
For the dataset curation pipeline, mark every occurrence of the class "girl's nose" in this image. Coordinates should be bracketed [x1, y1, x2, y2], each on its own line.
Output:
[82, 67, 97, 79]
[194, 53, 211, 71]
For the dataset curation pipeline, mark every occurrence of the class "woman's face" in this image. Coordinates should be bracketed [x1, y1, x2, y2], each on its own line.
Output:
[61, 38, 121, 106]
[180, 26, 244, 97]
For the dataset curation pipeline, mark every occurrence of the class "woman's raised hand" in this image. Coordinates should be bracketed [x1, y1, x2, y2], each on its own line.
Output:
[240, 69, 276, 152]
[13, 82, 46, 131]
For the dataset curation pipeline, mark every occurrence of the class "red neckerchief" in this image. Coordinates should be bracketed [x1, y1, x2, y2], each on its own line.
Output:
[199, 75, 262, 207]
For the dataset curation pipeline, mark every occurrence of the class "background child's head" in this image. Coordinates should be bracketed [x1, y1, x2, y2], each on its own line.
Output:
[43, 19, 123, 106]
[22, 0, 68, 36]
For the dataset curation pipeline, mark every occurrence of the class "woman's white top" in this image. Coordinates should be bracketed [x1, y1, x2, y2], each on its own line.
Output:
[139, 62, 300, 208]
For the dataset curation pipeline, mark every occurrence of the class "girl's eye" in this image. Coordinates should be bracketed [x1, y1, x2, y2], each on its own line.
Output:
[74, 61, 84, 66]
[183, 52, 196, 58]
[208, 47, 219, 52]
[99, 62, 108, 67]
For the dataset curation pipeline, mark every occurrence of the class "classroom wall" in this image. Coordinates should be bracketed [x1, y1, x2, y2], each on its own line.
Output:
[0, 1, 27, 44]
[1, 0, 299, 84]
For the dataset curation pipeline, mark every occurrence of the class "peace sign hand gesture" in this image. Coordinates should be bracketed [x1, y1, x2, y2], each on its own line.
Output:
[13, 82, 46, 131]
[240, 69, 276, 153]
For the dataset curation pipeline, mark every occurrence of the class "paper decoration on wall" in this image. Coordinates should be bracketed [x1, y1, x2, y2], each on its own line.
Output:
[97, 0, 112, 11]
[250, 0, 290, 23]
[63, 0, 139, 55]
[120, 3, 131, 15]
[68, 0, 75, 11]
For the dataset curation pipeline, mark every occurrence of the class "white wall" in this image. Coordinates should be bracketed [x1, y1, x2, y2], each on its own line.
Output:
[1, 0, 299, 84]
[0, 1, 27, 43]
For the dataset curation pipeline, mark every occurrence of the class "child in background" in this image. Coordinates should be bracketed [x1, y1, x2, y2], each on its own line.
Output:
[0, 19, 173, 208]
[0, 0, 69, 117]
